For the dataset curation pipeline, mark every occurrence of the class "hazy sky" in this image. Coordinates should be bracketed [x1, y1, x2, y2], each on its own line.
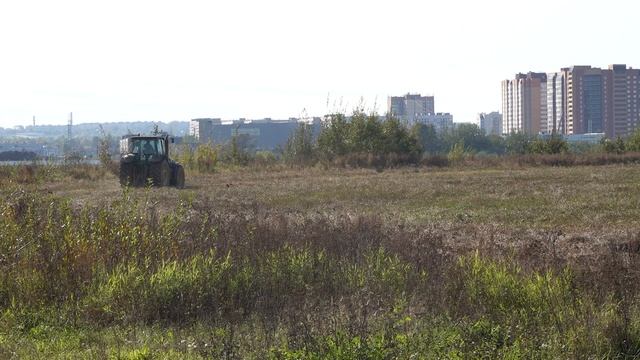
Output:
[1, 0, 638, 127]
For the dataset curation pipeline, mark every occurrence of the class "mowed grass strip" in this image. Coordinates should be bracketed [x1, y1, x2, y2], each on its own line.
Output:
[41, 164, 640, 230]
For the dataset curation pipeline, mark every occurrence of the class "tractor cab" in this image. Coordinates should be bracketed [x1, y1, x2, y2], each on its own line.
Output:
[120, 136, 168, 162]
[119, 134, 184, 188]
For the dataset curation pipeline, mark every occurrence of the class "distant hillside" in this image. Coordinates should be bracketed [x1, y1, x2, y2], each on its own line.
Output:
[0, 121, 189, 138]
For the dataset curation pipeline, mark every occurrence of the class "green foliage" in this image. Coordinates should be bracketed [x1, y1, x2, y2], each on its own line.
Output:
[254, 151, 278, 166]
[616, 137, 627, 153]
[412, 123, 445, 154]
[547, 135, 570, 154]
[529, 135, 569, 155]
[528, 138, 547, 154]
[381, 117, 420, 156]
[226, 134, 253, 166]
[86, 252, 233, 323]
[348, 111, 383, 154]
[445, 123, 494, 154]
[5, 168, 640, 357]
[97, 125, 113, 168]
[447, 141, 466, 164]
[317, 111, 420, 165]
[284, 123, 316, 166]
[625, 128, 640, 152]
[317, 113, 350, 159]
[194, 143, 218, 173]
[175, 144, 195, 169]
[505, 132, 532, 155]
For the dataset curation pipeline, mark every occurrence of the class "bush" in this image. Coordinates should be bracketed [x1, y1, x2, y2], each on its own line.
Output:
[447, 142, 466, 164]
[284, 123, 316, 166]
[254, 151, 278, 167]
[194, 143, 218, 173]
[420, 154, 449, 167]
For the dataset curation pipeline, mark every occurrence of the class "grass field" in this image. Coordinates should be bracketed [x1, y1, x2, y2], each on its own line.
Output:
[48, 164, 640, 230]
[3, 163, 640, 358]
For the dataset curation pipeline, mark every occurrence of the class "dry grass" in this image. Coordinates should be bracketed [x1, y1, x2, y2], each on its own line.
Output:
[4, 163, 640, 357]
[40, 163, 640, 231]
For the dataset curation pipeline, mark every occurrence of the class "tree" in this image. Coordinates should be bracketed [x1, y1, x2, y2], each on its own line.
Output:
[284, 122, 316, 166]
[317, 113, 350, 159]
[505, 132, 532, 155]
[602, 137, 627, 154]
[451, 123, 488, 152]
[97, 125, 113, 168]
[615, 137, 627, 154]
[226, 134, 253, 166]
[194, 143, 218, 173]
[448, 141, 466, 164]
[412, 123, 445, 154]
[348, 111, 383, 154]
[528, 138, 548, 154]
[176, 144, 195, 169]
[545, 135, 569, 154]
[486, 135, 507, 155]
[381, 117, 419, 156]
[625, 128, 640, 152]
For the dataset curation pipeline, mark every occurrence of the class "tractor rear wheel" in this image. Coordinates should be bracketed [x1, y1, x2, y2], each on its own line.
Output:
[149, 161, 171, 187]
[174, 165, 185, 189]
[119, 163, 132, 186]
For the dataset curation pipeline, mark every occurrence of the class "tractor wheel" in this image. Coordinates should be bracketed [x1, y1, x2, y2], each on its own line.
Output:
[174, 165, 185, 189]
[149, 162, 171, 187]
[160, 161, 171, 186]
[119, 163, 132, 186]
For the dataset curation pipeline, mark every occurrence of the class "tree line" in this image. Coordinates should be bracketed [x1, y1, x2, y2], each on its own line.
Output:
[174, 110, 640, 171]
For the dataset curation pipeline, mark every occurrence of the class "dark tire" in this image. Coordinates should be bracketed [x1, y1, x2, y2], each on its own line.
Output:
[174, 165, 185, 189]
[160, 161, 171, 186]
[149, 161, 171, 187]
[119, 163, 132, 186]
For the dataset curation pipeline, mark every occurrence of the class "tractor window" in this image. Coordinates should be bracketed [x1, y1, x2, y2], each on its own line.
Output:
[158, 141, 165, 156]
[142, 140, 156, 156]
[128, 138, 165, 157]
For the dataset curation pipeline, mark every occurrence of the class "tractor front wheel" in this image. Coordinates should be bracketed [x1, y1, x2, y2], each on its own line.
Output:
[174, 165, 185, 189]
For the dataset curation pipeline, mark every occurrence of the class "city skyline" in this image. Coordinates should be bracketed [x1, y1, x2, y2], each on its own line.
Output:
[502, 64, 640, 138]
[1, 0, 639, 128]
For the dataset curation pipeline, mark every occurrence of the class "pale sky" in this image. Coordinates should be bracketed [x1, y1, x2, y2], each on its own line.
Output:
[1, 0, 638, 127]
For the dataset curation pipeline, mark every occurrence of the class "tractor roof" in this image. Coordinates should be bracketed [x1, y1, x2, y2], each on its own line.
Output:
[121, 134, 168, 140]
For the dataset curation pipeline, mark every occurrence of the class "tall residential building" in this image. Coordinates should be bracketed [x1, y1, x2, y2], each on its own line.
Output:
[560, 65, 640, 137]
[504, 64, 640, 138]
[478, 112, 503, 136]
[562, 66, 607, 134]
[501, 72, 547, 135]
[546, 72, 565, 134]
[415, 113, 454, 132]
[388, 93, 435, 125]
[606, 64, 640, 138]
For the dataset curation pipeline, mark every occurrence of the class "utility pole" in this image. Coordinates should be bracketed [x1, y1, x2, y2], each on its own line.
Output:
[68, 112, 73, 141]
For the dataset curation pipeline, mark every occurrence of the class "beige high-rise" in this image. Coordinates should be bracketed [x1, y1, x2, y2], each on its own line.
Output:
[501, 72, 547, 135]
[509, 64, 640, 138]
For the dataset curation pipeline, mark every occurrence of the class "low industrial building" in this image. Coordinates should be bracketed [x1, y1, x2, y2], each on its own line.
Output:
[190, 118, 322, 150]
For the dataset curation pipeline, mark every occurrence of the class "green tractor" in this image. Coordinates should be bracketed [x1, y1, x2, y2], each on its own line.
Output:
[119, 134, 185, 188]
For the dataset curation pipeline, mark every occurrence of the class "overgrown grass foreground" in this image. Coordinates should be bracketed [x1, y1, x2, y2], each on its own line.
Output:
[2, 184, 640, 358]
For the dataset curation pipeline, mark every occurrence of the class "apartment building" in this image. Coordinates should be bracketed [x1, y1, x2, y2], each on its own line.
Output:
[478, 112, 503, 136]
[414, 113, 454, 132]
[546, 72, 565, 134]
[507, 64, 640, 138]
[501, 72, 547, 135]
[388, 94, 435, 125]
[606, 64, 640, 138]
